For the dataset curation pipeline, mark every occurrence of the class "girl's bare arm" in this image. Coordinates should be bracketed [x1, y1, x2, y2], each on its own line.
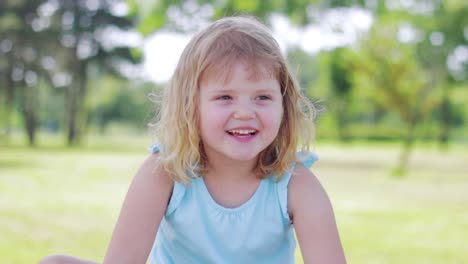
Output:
[288, 165, 347, 264]
[102, 154, 173, 264]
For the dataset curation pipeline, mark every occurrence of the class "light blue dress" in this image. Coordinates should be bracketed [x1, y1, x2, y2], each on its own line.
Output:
[148, 145, 318, 264]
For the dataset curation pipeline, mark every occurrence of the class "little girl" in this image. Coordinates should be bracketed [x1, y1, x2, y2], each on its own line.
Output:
[40, 16, 346, 264]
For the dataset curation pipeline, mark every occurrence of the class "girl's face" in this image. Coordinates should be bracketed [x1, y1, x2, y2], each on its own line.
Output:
[198, 61, 283, 165]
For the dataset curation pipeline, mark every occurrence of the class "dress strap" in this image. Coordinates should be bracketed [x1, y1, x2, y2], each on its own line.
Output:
[297, 150, 319, 169]
[148, 144, 186, 215]
[277, 151, 319, 222]
[148, 144, 161, 154]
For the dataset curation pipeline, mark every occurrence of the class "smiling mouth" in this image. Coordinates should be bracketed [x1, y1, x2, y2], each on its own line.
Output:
[226, 129, 258, 136]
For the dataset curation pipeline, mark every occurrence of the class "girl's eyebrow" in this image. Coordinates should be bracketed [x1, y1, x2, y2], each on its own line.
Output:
[255, 88, 279, 93]
[207, 84, 280, 95]
[211, 87, 278, 93]
[208, 88, 234, 94]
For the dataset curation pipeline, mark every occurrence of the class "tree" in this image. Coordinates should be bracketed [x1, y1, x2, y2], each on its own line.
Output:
[412, 2, 468, 148]
[0, 0, 48, 145]
[328, 48, 354, 141]
[49, 0, 140, 145]
[353, 17, 438, 175]
[0, 0, 141, 145]
[130, 0, 322, 37]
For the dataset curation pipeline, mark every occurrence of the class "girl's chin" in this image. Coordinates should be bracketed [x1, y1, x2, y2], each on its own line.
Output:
[226, 152, 261, 162]
[202, 143, 265, 163]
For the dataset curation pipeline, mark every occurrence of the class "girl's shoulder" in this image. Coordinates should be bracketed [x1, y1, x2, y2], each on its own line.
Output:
[287, 155, 333, 224]
[140, 147, 174, 190]
[147, 144, 183, 215]
[275, 150, 318, 187]
[276, 151, 319, 222]
[141, 144, 174, 191]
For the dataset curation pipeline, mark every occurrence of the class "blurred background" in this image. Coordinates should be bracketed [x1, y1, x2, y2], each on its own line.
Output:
[0, 0, 467, 263]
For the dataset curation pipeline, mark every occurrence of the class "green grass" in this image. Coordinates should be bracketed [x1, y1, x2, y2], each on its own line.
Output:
[1, 136, 467, 263]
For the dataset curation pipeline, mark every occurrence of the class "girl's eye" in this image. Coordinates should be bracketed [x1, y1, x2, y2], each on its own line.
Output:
[217, 95, 232, 100]
[256, 95, 271, 100]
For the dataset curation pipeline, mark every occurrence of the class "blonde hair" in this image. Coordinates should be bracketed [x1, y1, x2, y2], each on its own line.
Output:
[151, 16, 315, 183]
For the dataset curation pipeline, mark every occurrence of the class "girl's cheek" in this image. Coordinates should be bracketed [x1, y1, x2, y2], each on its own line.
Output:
[209, 108, 231, 123]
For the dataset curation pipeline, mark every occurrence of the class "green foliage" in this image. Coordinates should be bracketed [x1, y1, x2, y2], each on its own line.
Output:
[232, 0, 259, 12]
[0, 12, 22, 31]
[1, 0, 467, 149]
[87, 77, 156, 133]
[329, 48, 354, 95]
[138, 12, 166, 35]
[287, 48, 322, 98]
[130, 47, 143, 62]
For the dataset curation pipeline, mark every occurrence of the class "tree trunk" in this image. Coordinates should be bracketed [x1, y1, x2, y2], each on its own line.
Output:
[66, 59, 87, 146]
[4, 74, 15, 136]
[19, 84, 38, 146]
[65, 82, 78, 145]
[438, 87, 450, 149]
[336, 105, 350, 142]
[1, 65, 16, 142]
[395, 117, 417, 177]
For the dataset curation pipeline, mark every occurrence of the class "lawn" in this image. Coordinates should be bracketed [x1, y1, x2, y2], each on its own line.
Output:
[1, 136, 467, 263]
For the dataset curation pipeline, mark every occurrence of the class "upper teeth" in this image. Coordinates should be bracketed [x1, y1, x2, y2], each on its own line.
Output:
[229, 129, 256, 134]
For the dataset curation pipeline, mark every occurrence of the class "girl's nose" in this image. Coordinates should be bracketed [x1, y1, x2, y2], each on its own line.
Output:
[233, 108, 256, 120]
